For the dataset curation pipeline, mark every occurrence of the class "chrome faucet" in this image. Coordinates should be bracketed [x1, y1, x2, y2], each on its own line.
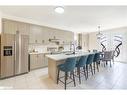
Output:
[70, 43, 76, 54]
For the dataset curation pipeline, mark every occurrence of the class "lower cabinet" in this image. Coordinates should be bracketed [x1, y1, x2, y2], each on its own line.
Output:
[30, 53, 48, 70]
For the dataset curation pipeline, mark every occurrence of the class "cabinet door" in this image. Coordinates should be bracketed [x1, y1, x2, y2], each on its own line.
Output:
[29, 25, 42, 44]
[1, 34, 15, 78]
[43, 54, 48, 67]
[17, 22, 30, 35]
[20, 35, 29, 73]
[30, 54, 38, 70]
[2, 19, 18, 34]
[37, 54, 44, 67]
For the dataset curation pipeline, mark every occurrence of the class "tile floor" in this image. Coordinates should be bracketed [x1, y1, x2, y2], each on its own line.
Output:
[0, 62, 127, 90]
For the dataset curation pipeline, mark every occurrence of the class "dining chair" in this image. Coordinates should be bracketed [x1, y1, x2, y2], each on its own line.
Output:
[111, 50, 115, 63]
[102, 51, 113, 67]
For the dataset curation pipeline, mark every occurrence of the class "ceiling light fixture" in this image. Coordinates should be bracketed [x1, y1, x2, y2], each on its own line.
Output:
[55, 6, 64, 14]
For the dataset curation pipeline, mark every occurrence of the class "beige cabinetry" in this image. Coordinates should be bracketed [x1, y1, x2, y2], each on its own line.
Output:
[2, 19, 74, 45]
[0, 33, 29, 78]
[30, 53, 48, 70]
[17, 22, 30, 35]
[29, 24, 74, 45]
[29, 25, 45, 44]
[2, 19, 30, 35]
[0, 34, 15, 78]
[2, 20, 18, 34]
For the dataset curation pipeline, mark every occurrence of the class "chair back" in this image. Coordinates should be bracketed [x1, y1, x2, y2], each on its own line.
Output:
[103, 51, 112, 60]
[93, 52, 101, 62]
[77, 55, 88, 67]
[86, 54, 95, 64]
[64, 57, 77, 72]
[111, 50, 115, 59]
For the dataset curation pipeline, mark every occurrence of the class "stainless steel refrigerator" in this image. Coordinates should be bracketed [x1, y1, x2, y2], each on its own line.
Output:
[0, 32, 29, 78]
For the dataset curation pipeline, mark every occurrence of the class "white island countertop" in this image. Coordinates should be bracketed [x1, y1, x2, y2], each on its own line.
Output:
[46, 52, 95, 61]
[47, 51, 95, 82]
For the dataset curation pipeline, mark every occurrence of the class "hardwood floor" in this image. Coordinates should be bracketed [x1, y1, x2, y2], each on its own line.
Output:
[0, 62, 127, 89]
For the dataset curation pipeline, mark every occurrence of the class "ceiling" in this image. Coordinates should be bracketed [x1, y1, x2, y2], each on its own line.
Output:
[0, 6, 127, 33]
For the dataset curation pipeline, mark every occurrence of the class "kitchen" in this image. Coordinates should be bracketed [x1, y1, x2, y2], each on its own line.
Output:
[0, 18, 76, 76]
[0, 6, 127, 90]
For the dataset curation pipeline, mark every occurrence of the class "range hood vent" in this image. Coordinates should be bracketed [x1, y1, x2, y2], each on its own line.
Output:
[49, 36, 59, 42]
[49, 36, 60, 45]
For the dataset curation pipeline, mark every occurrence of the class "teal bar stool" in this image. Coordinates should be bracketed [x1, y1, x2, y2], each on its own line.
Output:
[93, 52, 101, 74]
[57, 57, 77, 89]
[76, 55, 88, 84]
[86, 54, 95, 79]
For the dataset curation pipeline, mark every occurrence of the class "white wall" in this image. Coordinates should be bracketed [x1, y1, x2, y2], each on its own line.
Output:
[81, 33, 89, 52]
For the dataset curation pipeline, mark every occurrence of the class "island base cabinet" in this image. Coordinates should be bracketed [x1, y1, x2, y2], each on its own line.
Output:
[48, 58, 65, 82]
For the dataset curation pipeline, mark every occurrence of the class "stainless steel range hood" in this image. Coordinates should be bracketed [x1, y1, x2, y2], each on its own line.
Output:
[49, 36, 60, 45]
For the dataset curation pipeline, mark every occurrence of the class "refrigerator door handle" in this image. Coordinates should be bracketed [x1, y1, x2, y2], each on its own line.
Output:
[14, 41, 16, 74]
[14, 41, 16, 62]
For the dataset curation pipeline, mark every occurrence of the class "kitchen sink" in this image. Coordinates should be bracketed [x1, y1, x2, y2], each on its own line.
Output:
[65, 52, 77, 55]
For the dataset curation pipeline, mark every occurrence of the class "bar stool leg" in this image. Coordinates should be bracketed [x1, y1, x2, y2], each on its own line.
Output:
[57, 69, 60, 84]
[90, 64, 93, 75]
[96, 62, 99, 72]
[83, 66, 87, 80]
[72, 71, 76, 87]
[65, 72, 67, 90]
[77, 67, 81, 84]
[94, 62, 95, 74]
[86, 65, 88, 79]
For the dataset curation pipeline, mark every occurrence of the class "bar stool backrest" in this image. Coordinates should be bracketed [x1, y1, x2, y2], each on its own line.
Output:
[77, 55, 88, 67]
[86, 54, 95, 65]
[93, 52, 101, 62]
[64, 57, 77, 72]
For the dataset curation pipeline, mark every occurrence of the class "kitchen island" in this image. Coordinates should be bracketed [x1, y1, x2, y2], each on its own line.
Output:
[46, 52, 94, 83]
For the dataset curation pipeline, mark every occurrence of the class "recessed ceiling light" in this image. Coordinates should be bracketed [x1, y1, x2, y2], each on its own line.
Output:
[55, 7, 64, 14]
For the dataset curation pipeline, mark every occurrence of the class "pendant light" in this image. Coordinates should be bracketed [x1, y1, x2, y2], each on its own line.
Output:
[96, 26, 103, 40]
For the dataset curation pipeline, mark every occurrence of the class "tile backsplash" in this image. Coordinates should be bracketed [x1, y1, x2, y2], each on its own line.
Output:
[28, 43, 71, 53]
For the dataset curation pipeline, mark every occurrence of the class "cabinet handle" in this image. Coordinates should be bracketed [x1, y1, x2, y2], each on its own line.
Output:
[42, 40, 44, 43]
[35, 40, 37, 43]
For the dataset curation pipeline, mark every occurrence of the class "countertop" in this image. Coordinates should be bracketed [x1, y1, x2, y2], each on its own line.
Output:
[46, 52, 95, 61]
[29, 51, 51, 55]
[29, 50, 74, 55]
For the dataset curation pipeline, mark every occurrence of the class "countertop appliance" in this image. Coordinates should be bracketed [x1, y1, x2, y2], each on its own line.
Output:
[0, 32, 29, 78]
